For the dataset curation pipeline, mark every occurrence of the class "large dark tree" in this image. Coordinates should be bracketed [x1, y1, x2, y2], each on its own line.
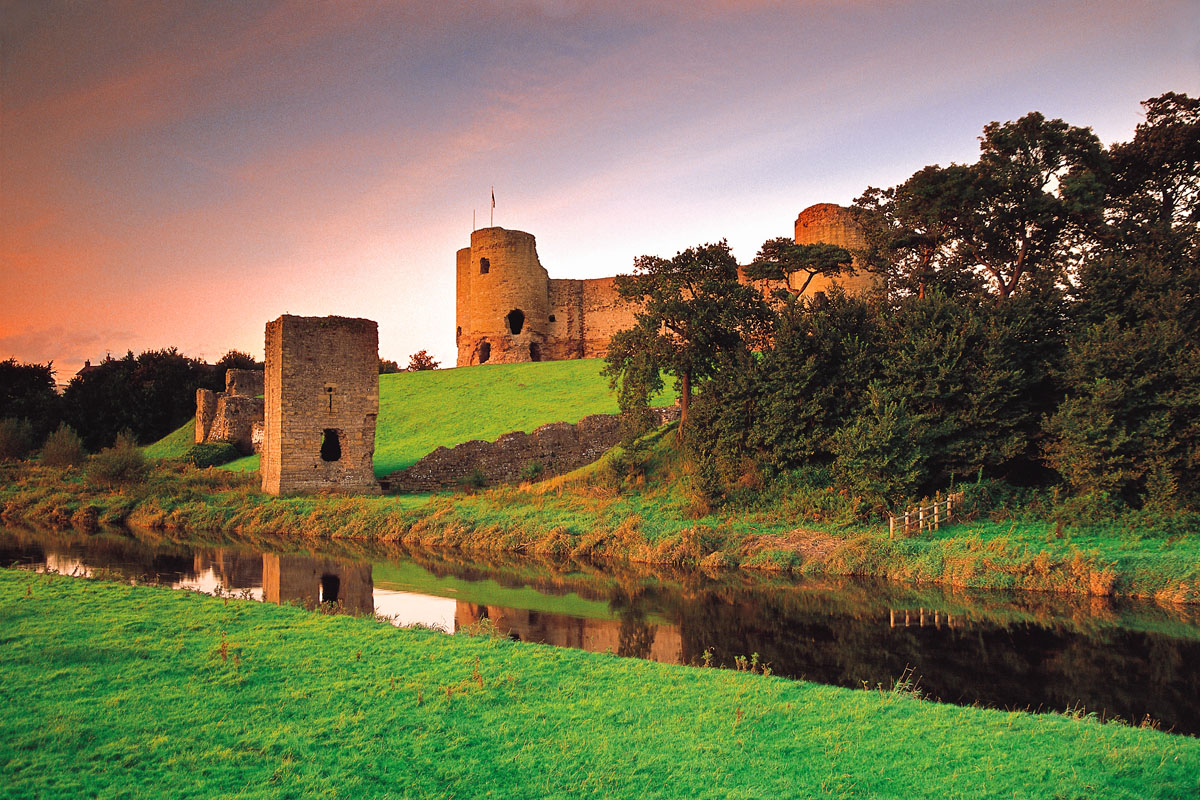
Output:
[961, 112, 1108, 299]
[0, 358, 60, 442]
[1108, 92, 1200, 256]
[606, 241, 769, 430]
[853, 164, 982, 299]
[62, 348, 214, 451]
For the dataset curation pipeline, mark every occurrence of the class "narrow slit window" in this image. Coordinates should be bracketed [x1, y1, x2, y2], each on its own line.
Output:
[480, 257, 490, 274]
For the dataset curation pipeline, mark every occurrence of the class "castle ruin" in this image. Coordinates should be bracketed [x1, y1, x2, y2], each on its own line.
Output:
[195, 368, 265, 454]
[455, 203, 874, 366]
[260, 315, 380, 496]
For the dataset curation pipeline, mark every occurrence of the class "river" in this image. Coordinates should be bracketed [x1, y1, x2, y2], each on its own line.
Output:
[3, 522, 1199, 735]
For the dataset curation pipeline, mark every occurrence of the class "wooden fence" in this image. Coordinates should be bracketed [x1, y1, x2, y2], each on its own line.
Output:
[889, 492, 964, 539]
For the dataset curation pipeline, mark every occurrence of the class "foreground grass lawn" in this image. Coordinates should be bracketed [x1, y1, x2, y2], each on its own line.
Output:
[1, 570, 1196, 799]
[145, 359, 676, 477]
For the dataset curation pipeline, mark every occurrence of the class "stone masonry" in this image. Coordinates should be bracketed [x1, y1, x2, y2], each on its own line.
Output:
[195, 368, 265, 454]
[383, 406, 680, 493]
[261, 315, 380, 496]
[455, 203, 879, 366]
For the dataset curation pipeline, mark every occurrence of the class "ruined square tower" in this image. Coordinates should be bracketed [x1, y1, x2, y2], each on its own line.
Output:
[261, 315, 380, 495]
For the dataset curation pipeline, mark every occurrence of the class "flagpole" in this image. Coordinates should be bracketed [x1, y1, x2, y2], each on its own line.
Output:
[490, 186, 495, 227]
[472, 209, 475, 232]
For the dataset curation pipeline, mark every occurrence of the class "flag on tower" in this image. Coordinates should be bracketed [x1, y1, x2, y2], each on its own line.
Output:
[491, 188, 495, 208]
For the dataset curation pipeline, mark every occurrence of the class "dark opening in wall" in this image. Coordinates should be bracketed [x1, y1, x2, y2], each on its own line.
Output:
[506, 309, 525, 335]
[480, 257, 490, 274]
[456, 326, 462, 338]
[530, 342, 542, 362]
[548, 314, 556, 322]
[479, 342, 491, 363]
[320, 573, 340, 605]
[320, 429, 341, 462]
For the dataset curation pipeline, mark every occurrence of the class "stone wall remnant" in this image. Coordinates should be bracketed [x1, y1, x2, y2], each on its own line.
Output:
[194, 367, 265, 454]
[383, 406, 680, 493]
[261, 315, 380, 496]
[455, 204, 875, 366]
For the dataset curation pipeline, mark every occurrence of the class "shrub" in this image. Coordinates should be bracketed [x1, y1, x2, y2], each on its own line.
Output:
[457, 467, 487, 491]
[40, 423, 86, 467]
[181, 442, 240, 468]
[520, 461, 544, 482]
[0, 417, 35, 461]
[87, 431, 149, 486]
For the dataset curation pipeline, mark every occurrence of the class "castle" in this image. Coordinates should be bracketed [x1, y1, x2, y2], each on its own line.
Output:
[455, 202, 872, 366]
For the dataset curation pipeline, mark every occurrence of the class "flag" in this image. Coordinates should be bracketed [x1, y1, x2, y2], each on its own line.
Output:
[491, 188, 495, 208]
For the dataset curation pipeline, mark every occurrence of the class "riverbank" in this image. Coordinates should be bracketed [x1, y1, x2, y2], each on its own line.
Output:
[2, 568, 1196, 799]
[2, 456, 1199, 605]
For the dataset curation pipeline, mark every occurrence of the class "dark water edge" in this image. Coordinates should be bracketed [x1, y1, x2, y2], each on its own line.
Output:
[3, 522, 1200, 736]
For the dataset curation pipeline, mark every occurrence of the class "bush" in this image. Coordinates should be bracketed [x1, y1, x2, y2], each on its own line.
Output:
[181, 442, 240, 468]
[40, 424, 86, 467]
[87, 431, 149, 487]
[0, 417, 35, 461]
[520, 461, 544, 482]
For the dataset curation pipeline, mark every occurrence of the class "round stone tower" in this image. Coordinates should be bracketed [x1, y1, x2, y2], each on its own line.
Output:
[457, 227, 551, 366]
[792, 203, 878, 297]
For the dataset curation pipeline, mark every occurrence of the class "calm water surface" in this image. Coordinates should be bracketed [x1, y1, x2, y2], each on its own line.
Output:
[3, 523, 1200, 735]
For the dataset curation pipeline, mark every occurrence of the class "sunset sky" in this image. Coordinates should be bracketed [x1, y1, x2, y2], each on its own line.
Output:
[2, 0, 1196, 379]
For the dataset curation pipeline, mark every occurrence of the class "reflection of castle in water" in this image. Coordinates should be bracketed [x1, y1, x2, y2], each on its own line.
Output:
[194, 548, 375, 615]
[262, 553, 374, 614]
[455, 602, 683, 663]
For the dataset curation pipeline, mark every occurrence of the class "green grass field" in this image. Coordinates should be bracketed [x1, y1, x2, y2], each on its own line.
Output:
[2, 569, 1195, 799]
[145, 359, 674, 477]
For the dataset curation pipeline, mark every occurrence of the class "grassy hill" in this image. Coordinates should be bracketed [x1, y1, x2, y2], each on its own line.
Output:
[145, 359, 676, 478]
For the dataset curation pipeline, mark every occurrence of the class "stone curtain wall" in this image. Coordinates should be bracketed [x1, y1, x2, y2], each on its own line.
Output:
[792, 203, 878, 296]
[383, 406, 680, 493]
[194, 368, 265, 454]
[455, 205, 874, 367]
[261, 315, 380, 496]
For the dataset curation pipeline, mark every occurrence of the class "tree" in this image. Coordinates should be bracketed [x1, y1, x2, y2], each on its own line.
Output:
[406, 350, 440, 371]
[378, 358, 401, 375]
[62, 348, 213, 451]
[744, 239, 853, 298]
[607, 241, 770, 430]
[0, 358, 60, 443]
[960, 112, 1108, 299]
[1108, 92, 1200, 256]
[853, 164, 982, 299]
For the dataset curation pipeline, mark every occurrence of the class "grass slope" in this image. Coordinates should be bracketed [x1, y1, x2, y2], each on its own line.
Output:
[145, 359, 673, 477]
[2, 569, 1196, 800]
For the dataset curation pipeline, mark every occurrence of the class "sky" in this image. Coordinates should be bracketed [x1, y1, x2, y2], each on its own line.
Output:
[1, 0, 1197, 380]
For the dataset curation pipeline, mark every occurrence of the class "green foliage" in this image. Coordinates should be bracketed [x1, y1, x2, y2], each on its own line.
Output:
[0, 358, 60, 443]
[40, 423, 86, 467]
[0, 417, 35, 461]
[62, 348, 214, 451]
[1108, 92, 1200, 255]
[519, 461, 544, 482]
[1044, 316, 1200, 504]
[87, 431, 149, 487]
[181, 442, 241, 468]
[744, 238, 853, 296]
[378, 358, 401, 374]
[608, 240, 770, 428]
[831, 385, 924, 512]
